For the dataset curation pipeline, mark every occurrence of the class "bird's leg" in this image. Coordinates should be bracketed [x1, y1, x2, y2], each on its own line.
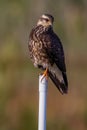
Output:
[41, 68, 48, 81]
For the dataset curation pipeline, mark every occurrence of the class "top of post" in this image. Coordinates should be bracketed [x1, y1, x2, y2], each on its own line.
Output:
[39, 75, 48, 92]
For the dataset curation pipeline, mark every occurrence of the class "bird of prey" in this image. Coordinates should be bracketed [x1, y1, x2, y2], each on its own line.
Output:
[28, 14, 68, 94]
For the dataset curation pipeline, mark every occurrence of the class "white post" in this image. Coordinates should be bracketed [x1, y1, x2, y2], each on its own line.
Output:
[38, 75, 48, 130]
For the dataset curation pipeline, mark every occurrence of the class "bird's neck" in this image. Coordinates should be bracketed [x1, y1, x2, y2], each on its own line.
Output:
[35, 25, 53, 34]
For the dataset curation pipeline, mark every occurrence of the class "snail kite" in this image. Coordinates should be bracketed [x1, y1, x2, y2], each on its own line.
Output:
[28, 14, 68, 94]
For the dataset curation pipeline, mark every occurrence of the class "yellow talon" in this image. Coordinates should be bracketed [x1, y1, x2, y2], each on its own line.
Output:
[41, 68, 48, 81]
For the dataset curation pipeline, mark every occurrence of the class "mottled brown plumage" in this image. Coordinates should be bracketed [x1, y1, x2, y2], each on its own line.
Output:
[28, 14, 68, 94]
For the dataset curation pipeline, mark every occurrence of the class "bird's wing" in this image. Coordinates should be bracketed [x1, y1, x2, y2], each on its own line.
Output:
[50, 32, 66, 72]
[43, 31, 68, 94]
[41, 30, 66, 72]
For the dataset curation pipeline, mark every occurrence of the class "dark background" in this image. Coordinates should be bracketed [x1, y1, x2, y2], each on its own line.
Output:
[0, 0, 87, 130]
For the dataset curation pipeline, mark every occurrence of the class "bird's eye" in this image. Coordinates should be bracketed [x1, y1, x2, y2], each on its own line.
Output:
[45, 19, 49, 22]
[40, 18, 49, 22]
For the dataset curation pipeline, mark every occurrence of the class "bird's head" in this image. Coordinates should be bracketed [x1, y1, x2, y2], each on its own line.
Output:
[37, 14, 54, 27]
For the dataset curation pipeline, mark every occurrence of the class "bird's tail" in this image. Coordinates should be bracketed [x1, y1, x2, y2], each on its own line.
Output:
[48, 71, 68, 94]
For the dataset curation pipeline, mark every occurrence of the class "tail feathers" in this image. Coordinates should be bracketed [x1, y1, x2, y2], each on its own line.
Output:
[62, 72, 68, 87]
[48, 71, 68, 94]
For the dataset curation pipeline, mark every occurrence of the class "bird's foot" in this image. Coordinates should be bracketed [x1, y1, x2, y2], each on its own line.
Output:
[41, 68, 48, 81]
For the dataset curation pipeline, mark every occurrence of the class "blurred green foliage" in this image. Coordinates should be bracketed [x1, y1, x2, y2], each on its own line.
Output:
[0, 0, 87, 130]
